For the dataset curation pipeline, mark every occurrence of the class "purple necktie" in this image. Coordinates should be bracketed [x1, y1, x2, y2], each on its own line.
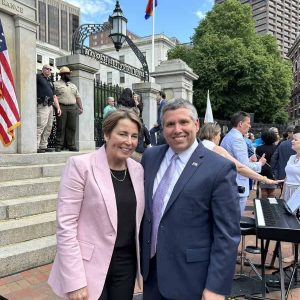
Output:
[151, 154, 178, 257]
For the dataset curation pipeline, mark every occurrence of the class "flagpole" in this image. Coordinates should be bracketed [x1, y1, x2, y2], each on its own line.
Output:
[151, 0, 155, 73]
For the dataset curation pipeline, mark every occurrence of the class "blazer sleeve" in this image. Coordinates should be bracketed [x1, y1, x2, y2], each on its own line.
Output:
[55, 157, 88, 293]
[270, 146, 279, 178]
[231, 136, 262, 173]
[205, 161, 241, 295]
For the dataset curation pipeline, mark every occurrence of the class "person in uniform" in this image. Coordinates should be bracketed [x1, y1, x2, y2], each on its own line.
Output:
[36, 64, 61, 153]
[54, 66, 83, 152]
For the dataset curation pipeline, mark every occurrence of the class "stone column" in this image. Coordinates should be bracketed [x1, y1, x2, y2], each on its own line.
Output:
[0, 2, 38, 154]
[132, 82, 161, 130]
[151, 59, 198, 103]
[56, 55, 98, 150]
[15, 16, 39, 153]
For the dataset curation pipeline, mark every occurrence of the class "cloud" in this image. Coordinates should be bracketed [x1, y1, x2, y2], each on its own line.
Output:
[195, 10, 207, 20]
[64, 0, 114, 16]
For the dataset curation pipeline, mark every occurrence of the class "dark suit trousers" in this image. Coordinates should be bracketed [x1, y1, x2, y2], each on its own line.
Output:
[143, 256, 170, 300]
[55, 104, 77, 149]
[99, 246, 136, 300]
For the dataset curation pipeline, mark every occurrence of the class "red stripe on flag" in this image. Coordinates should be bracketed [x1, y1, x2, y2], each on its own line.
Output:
[0, 53, 16, 90]
[0, 104, 13, 128]
[0, 122, 11, 144]
[2, 85, 20, 121]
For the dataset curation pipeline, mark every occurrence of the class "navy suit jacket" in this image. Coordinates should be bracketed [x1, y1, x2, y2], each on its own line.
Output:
[141, 143, 241, 299]
[271, 139, 296, 180]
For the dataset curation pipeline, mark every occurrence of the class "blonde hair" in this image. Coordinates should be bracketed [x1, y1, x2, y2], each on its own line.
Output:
[199, 123, 221, 141]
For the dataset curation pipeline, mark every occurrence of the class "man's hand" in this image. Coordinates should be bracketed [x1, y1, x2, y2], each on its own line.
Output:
[202, 288, 225, 300]
[259, 153, 266, 166]
[68, 287, 88, 300]
[78, 107, 83, 115]
[56, 107, 62, 117]
[153, 123, 158, 127]
[250, 154, 257, 162]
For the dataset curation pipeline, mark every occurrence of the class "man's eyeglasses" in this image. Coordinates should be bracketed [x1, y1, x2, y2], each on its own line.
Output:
[43, 67, 52, 71]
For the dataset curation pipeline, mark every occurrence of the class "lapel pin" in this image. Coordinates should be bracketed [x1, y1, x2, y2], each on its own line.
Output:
[192, 162, 198, 167]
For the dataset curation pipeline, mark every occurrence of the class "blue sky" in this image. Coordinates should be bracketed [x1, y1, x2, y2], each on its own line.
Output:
[64, 0, 214, 43]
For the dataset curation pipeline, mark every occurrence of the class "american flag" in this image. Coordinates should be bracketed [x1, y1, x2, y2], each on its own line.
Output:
[0, 19, 20, 146]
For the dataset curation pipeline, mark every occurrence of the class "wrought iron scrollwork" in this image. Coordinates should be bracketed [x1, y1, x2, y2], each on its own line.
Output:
[71, 23, 149, 82]
[72, 23, 112, 54]
[125, 35, 149, 82]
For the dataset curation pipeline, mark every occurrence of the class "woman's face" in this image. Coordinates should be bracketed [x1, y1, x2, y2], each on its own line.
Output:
[105, 118, 139, 162]
[292, 133, 300, 152]
[212, 132, 221, 145]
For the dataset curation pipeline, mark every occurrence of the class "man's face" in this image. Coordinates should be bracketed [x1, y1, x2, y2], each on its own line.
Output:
[42, 65, 52, 77]
[163, 108, 199, 153]
[238, 117, 251, 135]
[156, 93, 162, 103]
[108, 98, 114, 106]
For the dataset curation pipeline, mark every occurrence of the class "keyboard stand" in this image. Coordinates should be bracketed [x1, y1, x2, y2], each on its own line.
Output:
[285, 243, 300, 298]
[246, 239, 286, 300]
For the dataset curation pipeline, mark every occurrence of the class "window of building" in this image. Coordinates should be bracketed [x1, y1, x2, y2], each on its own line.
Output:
[37, 54, 43, 63]
[94, 41, 98, 46]
[49, 58, 54, 67]
[38, 1, 46, 42]
[69, 14, 79, 50]
[95, 73, 101, 83]
[107, 72, 112, 85]
[48, 4, 59, 47]
[61, 10, 68, 51]
[93, 34, 97, 40]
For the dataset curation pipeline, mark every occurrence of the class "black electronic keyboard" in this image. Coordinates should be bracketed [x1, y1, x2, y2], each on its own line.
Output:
[254, 198, 300, 243]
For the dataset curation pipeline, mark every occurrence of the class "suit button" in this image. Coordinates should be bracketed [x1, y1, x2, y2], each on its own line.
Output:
[148, 218, 151, 223]
[160, 225, 164, 230]
[146, 240, 150, 244]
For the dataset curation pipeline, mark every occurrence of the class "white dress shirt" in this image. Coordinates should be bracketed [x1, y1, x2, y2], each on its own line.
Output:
[153, 139, 199, 213]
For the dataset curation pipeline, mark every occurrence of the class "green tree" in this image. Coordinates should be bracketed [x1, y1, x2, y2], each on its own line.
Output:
[168, 0, 293, 123]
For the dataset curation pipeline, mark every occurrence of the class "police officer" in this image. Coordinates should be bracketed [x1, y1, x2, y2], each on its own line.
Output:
[54, 66, 83, 152]
[37, 64, 61, 153]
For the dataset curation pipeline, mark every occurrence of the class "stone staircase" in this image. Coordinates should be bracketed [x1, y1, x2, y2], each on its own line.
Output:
[0, 151, 87, 277]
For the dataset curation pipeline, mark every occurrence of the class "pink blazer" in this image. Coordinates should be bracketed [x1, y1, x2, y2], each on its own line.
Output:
[48, 146, 145, 300]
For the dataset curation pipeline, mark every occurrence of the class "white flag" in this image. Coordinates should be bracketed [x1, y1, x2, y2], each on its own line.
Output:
[204, 90, 214, 123]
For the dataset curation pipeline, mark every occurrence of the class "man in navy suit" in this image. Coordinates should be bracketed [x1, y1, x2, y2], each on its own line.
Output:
[221, 111, 266, 213]
[141, 99, 240, 300]
[149, 91, 167, 145]
[271, 125, 295, 180]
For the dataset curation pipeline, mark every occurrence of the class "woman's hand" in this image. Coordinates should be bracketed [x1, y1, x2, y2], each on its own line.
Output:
[68, 287, 88, 300]
[265, 178, 285, 185]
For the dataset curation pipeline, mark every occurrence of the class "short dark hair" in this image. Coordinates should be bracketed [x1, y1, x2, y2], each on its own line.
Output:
[230, 111, 250, 127]
[161, 98, 198, 127]
[261, 130, 277, 145]
[285, 125, 294, 133]
[293, 125, 300, 134]
[159, 91, 166, 99]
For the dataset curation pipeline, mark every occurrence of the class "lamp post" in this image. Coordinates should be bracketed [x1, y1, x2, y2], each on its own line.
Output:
[109, 1, 127, 51]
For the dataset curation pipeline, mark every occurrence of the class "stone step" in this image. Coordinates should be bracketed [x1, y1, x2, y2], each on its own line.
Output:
[0, 151, 89, 167]
[0, 177, 60, 200]
[0, 163, 65, 182]
[0, 193, 57, 220]
[0, 235, 56, 278]
[0, 211, 56, 247]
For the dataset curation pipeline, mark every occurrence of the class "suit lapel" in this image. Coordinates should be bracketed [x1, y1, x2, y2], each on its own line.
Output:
[163, 144, 205, 215]
[92, 146, 117, 232]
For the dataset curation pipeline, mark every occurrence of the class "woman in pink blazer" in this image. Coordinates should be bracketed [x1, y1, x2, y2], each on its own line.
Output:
[48, 109, 145, 300]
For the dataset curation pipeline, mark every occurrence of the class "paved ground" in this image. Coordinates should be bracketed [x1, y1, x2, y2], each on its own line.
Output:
[0, 189, 299, 300]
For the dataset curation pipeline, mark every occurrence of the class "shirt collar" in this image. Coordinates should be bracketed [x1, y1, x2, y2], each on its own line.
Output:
[232, 128, 243, 138]
[166, 139, 199, 164]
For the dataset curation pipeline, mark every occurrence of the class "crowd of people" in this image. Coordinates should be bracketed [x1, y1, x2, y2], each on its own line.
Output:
[44, 83, 300, 300]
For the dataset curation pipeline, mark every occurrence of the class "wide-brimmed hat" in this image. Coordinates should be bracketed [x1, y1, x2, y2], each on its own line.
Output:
[59, 66, 71, 74]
